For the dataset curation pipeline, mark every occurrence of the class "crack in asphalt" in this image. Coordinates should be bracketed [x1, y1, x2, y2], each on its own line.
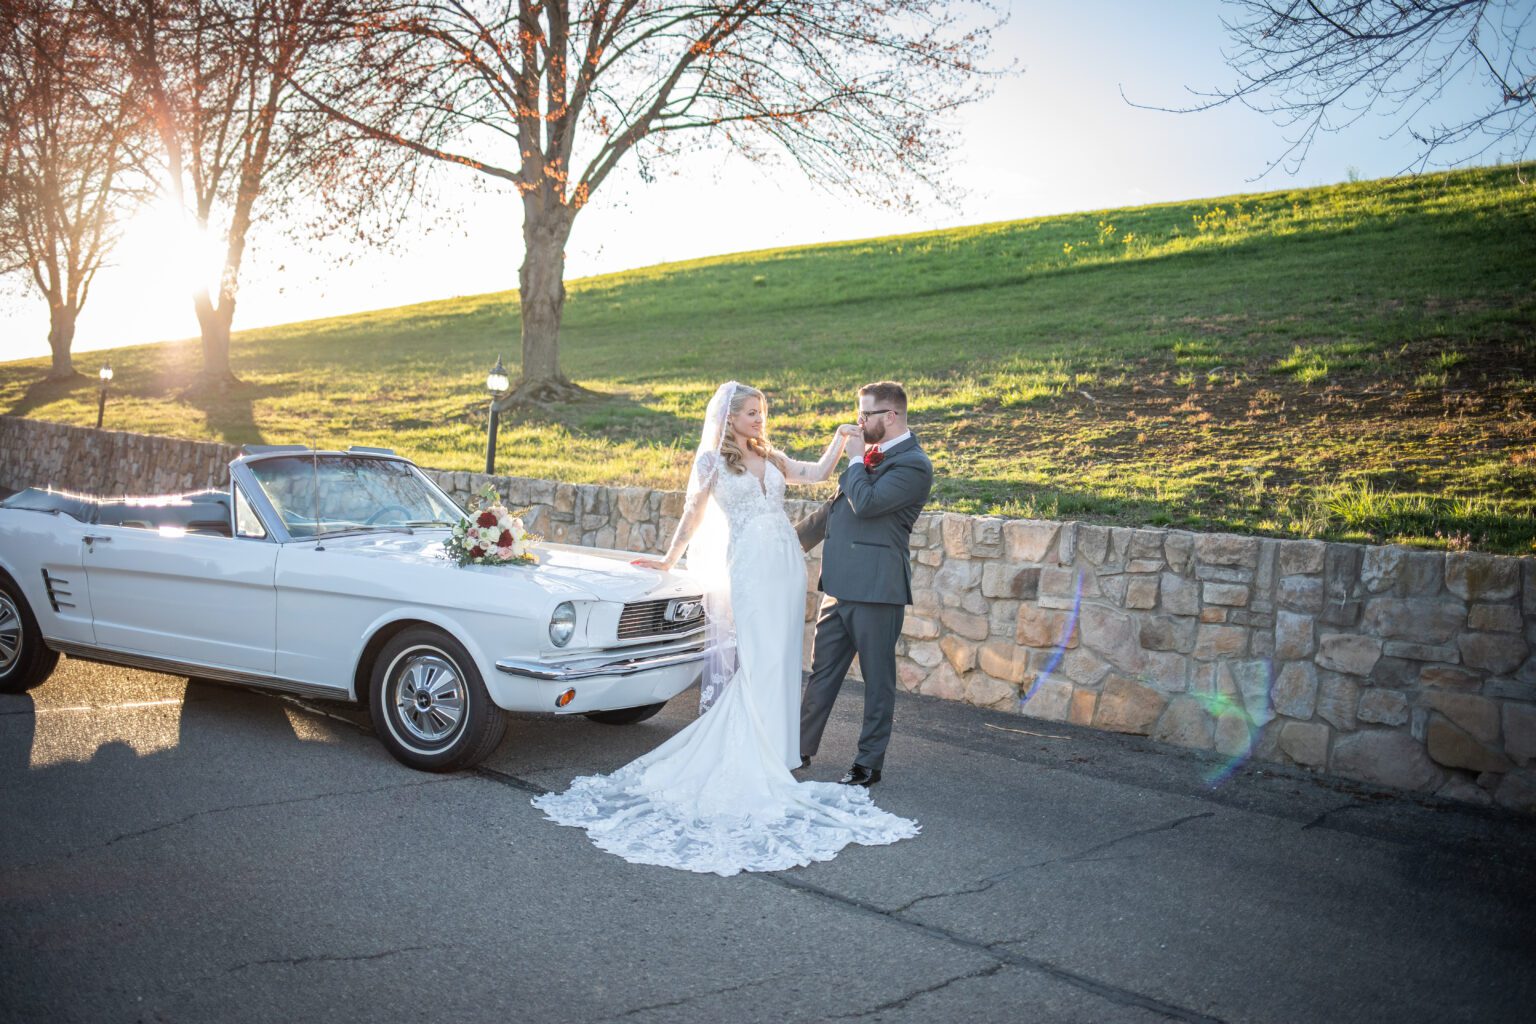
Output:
[226, 945, 431, 973]
[471, 764, 552, 795]
[882, 873, 1004, 918]
[1036, 811, 1216, 867]
[825, 962, 1008, 1019]
[103, 777, 462, 848]
[761, 871, 1228, 1024]
[885, 812, 1216, 915]
[589, 972, 793, 1023]
[1301, 802, 1368, 830]
[271, 693, 370, 732]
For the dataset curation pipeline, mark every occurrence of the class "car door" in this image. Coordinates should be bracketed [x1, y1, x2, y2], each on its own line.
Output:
[82, 522, 278, 675]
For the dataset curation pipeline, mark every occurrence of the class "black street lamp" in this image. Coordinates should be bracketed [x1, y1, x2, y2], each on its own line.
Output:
[95, 363, 113, 429]
[484, 355, 510, 475]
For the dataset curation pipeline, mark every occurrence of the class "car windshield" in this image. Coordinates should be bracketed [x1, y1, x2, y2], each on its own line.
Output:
[247, 455, 463, 538]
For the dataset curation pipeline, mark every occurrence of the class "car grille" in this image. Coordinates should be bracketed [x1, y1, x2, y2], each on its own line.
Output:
[618, 597, 707, 640]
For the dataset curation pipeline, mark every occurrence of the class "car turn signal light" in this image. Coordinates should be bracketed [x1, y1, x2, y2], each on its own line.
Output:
[556, 688, 576, 708]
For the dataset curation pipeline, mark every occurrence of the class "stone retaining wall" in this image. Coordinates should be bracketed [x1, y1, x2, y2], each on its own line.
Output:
[3, 416, 1532, 812]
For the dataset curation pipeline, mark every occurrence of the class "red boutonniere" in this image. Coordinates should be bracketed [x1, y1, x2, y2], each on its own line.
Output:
[863, 446, 885, 470]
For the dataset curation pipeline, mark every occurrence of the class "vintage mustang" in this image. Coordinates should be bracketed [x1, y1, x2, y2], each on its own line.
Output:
[0, 445, 710, 771]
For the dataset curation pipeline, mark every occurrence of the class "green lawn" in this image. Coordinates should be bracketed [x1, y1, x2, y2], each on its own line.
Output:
[3, 163, 1534, 553]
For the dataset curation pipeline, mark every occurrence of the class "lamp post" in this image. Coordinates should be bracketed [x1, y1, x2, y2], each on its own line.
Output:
[95, 364, 113, 429]
[484, 355, 510, 475]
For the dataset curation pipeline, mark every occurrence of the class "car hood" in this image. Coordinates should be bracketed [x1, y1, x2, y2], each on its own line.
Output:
[315, 532, 691, 601]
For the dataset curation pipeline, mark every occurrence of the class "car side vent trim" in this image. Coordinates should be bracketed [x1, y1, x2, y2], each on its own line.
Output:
[41, 569, 74, 611]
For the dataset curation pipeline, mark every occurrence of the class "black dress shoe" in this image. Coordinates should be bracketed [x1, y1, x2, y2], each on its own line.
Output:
[797, 755, 812, 771]
[839, 764, 881, 787]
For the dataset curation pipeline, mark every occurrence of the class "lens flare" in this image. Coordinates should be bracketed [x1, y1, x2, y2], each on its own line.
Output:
[1192, 659, 1276, 787]
[1019, 569, 1082, 708]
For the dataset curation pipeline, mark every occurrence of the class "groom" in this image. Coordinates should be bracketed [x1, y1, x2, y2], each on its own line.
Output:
[796, 381, 933, 787]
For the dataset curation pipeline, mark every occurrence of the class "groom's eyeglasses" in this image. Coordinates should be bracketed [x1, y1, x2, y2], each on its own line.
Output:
[857, 409, 894, 422]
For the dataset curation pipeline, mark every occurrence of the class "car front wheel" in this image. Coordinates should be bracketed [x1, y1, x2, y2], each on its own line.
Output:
[584, 701, 667, 726]
[369, 627, 506, 772]
[0, 577, 59, 694]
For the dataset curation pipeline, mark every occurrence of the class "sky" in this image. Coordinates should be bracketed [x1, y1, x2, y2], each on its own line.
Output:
[1, 0, 1521, 364]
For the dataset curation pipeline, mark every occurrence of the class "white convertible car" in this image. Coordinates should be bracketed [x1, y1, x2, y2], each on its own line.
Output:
[0, 445, 710, 771]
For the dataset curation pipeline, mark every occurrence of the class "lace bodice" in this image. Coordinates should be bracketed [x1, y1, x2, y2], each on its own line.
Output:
[701, 452, 787, 529]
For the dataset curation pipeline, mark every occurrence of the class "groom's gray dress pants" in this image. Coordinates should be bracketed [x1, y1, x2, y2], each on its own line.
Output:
[800, 595, 905, 772]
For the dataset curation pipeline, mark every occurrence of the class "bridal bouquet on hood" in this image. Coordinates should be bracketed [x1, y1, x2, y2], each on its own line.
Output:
[445, 487, 539, 567]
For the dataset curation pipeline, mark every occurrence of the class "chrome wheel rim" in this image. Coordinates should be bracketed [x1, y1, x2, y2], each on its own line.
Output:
[390, 652, 465, 744]
[0, 594, 21, 675]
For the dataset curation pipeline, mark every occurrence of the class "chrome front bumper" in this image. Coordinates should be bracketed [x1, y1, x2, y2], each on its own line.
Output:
[495, 646, 711, 682]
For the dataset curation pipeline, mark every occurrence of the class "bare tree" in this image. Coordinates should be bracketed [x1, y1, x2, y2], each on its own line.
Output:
[297, 1, 999, 404]
[94, 0, 415, 389]
[1136, 1, 1536, 176]
[0, 0, 147, 380]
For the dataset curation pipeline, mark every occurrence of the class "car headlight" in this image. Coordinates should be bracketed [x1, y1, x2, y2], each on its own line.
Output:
[549, 602, 576, 647]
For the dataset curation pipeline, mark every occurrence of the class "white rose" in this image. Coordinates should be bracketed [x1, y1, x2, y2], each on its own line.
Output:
[511, 538, 528, 558]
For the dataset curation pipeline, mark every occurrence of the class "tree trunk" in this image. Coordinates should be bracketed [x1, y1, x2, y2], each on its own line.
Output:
[45, 301, 79, 380]
[191, 288, 240, 389]
[191, 149, 264, 391]
[507, 198, 588, 406]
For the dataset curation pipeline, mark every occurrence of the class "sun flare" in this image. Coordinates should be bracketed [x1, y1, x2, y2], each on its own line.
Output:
[117, 196, 228, 301]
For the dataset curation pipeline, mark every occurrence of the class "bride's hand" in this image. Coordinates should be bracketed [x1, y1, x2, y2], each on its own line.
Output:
[631, 557, 673, 571]
[836, 424, 862, 448]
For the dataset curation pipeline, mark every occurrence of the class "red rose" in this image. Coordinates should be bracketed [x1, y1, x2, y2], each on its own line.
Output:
[476, 510, 498, 528]
[863, 446, 885, 469]
[469, 545, 485, 558]
[497, 529, 513, 546]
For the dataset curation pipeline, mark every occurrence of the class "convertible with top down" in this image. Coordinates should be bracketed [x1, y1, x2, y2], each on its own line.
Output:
[0, 445, 710, 771]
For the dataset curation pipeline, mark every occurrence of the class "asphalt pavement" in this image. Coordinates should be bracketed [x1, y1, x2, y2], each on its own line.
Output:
[3, 656, 1534, 1024]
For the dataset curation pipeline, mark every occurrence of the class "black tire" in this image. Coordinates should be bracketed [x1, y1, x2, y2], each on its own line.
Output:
[584, 701, 667, 726]
[0, 576, 59, 694]
[368, 626, 506, 772]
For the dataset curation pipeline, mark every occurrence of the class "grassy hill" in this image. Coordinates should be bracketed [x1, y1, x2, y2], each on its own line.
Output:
[2, 163, 1534, 553]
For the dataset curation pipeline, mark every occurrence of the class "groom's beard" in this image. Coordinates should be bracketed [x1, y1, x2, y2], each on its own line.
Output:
[860, 422, 886, 445]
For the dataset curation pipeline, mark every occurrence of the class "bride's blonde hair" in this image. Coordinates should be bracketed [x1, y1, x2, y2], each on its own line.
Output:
[719, 384, 786, 476]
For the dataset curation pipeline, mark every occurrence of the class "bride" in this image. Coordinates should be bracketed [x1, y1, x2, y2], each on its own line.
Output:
[531, 381, 919, 876]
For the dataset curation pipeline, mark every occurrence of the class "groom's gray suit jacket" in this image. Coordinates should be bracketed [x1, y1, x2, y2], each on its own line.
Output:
[797, 434, 933, 603]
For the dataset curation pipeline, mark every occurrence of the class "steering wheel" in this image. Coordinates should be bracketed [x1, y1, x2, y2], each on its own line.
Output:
[365, 504, 414, 525]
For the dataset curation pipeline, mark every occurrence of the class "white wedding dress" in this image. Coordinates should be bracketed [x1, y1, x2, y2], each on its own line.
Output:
[532, 454, 919, 876]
